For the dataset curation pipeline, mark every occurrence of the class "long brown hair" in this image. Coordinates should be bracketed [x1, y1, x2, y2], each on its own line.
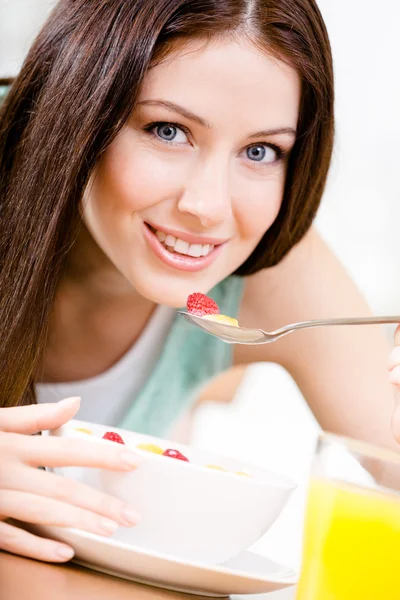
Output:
[0, 0, 334, 408]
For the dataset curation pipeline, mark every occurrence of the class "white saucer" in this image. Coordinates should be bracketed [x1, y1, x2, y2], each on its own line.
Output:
[33, 525, 297, 596]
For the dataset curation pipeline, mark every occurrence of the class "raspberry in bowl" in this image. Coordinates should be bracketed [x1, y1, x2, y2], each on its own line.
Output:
[48, 420, 295, 565]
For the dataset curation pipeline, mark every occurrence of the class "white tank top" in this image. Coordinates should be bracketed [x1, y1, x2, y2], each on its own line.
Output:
[36, 305, 176, 426]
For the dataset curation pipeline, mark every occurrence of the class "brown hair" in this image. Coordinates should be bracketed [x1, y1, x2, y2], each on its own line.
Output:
[0, 0, 334, 407]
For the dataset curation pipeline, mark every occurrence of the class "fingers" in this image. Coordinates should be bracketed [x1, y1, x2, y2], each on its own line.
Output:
[389, 345, 400, 371]
[0, 521, 75, 563]
[389, 331, 400, 384]
[0, 491, 125, 538]
[2, 464, 140, 527]
[394, 324, 400, 347]
[390, 327, 400, 443]
[389, 366, 400, 386]
[0, 432, 141, 470]
[392, 403, 400, 444]
[0, 397, 81, 435]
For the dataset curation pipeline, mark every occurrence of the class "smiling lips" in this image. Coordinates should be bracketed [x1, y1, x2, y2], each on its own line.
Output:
[155, 230, 214, 258]
[143, 223, 225, 272]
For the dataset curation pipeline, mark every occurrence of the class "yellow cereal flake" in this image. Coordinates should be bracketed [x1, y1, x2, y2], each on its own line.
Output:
[137, 442, 164, 454]
[203, 314, 239, 327]
[206, 464, 226, 471]
[75, 427, 93, 434]
[236, 471, 252, 477]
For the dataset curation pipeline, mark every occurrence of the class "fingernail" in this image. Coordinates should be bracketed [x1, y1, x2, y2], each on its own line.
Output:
[120, 451, 142, 469]
[121, 506, 141, 525]
[99, 518, 119, 534]
[56, 545, 75, 560]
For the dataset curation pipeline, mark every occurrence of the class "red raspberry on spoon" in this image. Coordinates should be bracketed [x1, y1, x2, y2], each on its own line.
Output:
[186, 292, 219, 317]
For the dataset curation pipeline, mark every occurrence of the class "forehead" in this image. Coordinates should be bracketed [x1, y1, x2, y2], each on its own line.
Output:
[139, 36, 301, 130]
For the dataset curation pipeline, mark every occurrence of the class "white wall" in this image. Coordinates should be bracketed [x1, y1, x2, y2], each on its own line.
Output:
[0, 0, 56, 76]
[1, 0, 399, 584]
[316, 0, 400, 314]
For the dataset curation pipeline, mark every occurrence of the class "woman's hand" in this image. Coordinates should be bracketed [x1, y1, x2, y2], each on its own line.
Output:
[388, 325, 400, 444]
[0, 397, 141, 562]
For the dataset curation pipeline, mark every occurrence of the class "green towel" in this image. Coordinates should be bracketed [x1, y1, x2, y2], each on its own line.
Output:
[119, 276, 244, 436]
[0, 84, 10, 107]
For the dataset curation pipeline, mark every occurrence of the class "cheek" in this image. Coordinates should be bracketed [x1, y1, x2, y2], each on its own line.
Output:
[234, 172, 285, 240]
[89, 128, 182, 217]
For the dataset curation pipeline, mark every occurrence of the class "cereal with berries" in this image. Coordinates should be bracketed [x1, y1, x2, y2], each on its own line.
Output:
[98, 428, 252, 476]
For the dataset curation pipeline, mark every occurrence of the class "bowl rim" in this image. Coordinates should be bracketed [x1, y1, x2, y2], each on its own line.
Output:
[51, 418, 297, 492]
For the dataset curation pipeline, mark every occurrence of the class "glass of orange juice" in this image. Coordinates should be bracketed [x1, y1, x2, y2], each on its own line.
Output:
[296, 433, 400, 600]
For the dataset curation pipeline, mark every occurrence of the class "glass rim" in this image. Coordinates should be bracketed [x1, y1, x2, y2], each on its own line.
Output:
[317, 432, 400, 467]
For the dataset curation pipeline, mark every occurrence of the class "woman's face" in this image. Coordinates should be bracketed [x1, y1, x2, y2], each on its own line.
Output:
[83, 36, 300, 306]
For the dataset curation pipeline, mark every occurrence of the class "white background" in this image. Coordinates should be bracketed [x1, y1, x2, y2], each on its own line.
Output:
[1, 1, 399, 592]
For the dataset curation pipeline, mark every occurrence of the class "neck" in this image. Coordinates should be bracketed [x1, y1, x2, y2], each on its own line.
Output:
[62, 224, 142, 304]
[40, 225, 157, 383]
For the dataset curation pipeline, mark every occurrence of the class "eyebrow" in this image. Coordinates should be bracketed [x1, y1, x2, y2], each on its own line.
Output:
[137, 99, 297, 138]
[137, 100, 211, 128]
[248, 127, 296, 139]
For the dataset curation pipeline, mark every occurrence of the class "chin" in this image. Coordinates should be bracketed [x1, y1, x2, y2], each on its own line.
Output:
[132, 272, 221, 308]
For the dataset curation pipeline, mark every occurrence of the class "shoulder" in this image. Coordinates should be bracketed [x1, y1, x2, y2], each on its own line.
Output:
[239, 226, 324, 324]
[234, 227, 345, 366]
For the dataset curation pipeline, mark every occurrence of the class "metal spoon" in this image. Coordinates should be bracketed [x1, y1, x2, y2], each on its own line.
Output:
[177, 312, 400, 345]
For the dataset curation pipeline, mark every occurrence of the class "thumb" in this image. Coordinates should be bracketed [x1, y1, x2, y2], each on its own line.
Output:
[0, 397, 81, 435]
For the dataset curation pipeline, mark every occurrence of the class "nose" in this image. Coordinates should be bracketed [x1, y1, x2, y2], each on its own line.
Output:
[177, 157, 232, 227]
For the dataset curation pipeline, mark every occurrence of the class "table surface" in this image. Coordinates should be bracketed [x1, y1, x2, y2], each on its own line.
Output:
[0, 552, 296, 600]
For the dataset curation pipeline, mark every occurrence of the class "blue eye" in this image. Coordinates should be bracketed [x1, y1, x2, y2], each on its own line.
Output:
[246, 144, 277, 163]
[156, 124, 177, 141]
[151, 123, 188, 144]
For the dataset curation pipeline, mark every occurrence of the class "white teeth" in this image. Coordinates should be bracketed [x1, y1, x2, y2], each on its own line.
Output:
[174, 239, 190, 254]
[156, 230, 166, 242]
[187, 244, 203, 258]
[164, 234, 176, 247]
[154, 228, 214, 257]
[202, 244, 214, 256]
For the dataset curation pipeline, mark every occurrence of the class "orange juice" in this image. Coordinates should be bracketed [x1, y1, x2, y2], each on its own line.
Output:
[296, 477, 400, 599]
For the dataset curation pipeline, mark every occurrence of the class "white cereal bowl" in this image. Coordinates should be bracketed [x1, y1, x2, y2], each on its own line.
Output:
[49, 419, 295, 565]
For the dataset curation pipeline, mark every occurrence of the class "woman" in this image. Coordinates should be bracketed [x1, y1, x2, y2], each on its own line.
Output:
[0, 0, 395, 562]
